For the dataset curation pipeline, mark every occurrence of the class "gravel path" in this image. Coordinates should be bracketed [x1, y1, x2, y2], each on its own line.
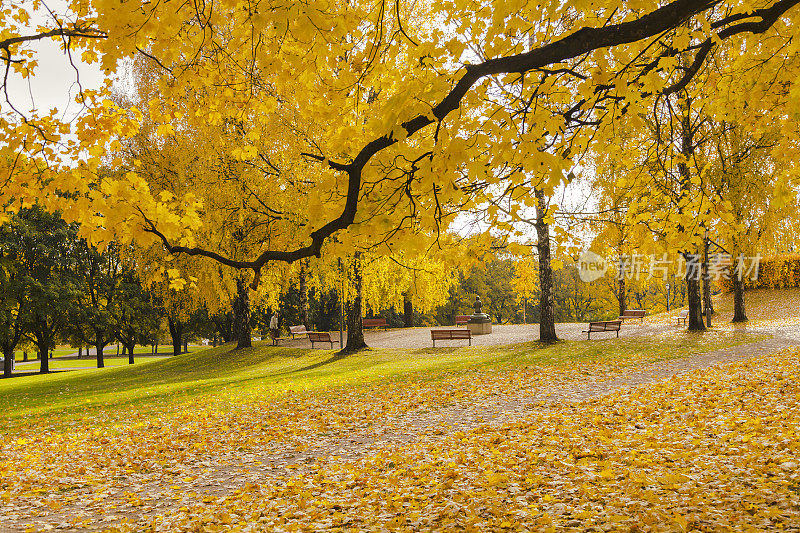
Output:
[275, 319, 673, 350]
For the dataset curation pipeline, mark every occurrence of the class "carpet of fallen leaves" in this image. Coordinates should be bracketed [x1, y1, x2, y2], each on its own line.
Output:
[2, 346, 799, 531]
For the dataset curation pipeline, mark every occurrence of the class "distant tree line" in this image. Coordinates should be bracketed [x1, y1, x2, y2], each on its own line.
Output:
[0, 208, 230, 377]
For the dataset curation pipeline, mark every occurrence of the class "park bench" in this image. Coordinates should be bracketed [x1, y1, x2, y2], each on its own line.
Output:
[308, 332, 340, 349]
[290, 325, 309, 339]
[675, 309, 689, 326]
[270, 329, 281, 346]
[582, 320, 622, 340]
[362, 318, 388, 329]
[431, 329, 472, 347]
[455, 315, 470, 326]
[618, 309, 646, 323]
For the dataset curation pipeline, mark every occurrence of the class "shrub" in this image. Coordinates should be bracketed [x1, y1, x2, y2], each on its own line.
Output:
[718, 254, 800, 291]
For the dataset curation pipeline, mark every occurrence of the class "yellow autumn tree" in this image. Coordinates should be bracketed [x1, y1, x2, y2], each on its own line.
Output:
[3, 0, 800, 320]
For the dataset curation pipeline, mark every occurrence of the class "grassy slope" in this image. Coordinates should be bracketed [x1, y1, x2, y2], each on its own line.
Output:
[712, 286, 800, 327]
[0, 330, 764, 435]
[4, 285, 795, 433]
[636, 286, 800, 328]
[11, 355, 171, 372]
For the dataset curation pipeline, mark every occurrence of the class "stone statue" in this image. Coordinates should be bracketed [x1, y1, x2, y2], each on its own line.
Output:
[468, 295, 492, 334]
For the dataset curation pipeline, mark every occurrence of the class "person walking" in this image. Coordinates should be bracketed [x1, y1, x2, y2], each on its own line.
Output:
[270, 312, 279, 344]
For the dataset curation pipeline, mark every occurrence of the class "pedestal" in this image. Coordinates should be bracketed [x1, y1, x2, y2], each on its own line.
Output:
[467, 312, 492, 335]
[467, 320, 492, 335]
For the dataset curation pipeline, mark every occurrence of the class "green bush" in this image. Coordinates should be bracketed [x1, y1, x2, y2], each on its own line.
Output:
[719, 254, 800, 291]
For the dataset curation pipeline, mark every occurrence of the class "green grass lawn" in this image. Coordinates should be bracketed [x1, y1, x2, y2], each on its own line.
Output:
[0, 330, 765, 434]
[12, 354, 171, 372]
[11, 347, 75, 361]
[12, 344, 200, 361]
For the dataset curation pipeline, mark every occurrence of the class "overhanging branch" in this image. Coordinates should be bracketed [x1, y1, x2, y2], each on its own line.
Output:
[150, 0, 800, 272]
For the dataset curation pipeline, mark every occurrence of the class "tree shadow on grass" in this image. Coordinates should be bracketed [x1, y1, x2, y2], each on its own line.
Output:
[1, 343, 315, 403]
[283, 345, 375, 375]
[288, 352, 350, 374]
[4, 370, 70, 379]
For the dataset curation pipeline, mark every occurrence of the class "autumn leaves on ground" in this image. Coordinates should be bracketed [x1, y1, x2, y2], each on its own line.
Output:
[2, 302, 799, 532]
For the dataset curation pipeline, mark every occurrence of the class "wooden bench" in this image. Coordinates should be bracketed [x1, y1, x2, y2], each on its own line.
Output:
[675, 309, 689, 326]
[362, 318, 388, 329]
[289, 325, 309, 339]
[455, 315, 470, 326]
[582, 320, 622, 340]
[431, 329, 472, 347]
[269, 329, 281, 345]
[308, 332, 339, 349]
[618, 309, 646, 323]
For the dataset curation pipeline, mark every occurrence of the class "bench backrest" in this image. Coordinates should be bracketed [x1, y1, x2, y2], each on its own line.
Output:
[363, 318, 387, 327]
[455, 315, 470, 324]
[589, 320, 621, 331]
[622, 309, 646, 317]
[431, 329, 472, 339]
[290, 325, 307, 334]
[308, 332, 331, 341]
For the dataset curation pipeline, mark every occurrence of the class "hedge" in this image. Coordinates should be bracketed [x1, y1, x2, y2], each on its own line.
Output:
[718, 254, 800, 291]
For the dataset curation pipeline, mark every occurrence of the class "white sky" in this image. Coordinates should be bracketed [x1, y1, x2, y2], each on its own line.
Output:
[4, 1, 106, 122]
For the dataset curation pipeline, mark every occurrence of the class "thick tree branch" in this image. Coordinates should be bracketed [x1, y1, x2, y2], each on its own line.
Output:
[664, 0, 798, 94]
[152, 0, 799, 272]
[0, 26, 107, 54]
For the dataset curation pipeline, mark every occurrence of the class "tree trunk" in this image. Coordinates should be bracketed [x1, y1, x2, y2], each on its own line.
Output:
[216, 313, 234, 343]
[675, 96, 705, 332]
[168, 317, 183, 356]
[300, 260, 310, 330]
[535, 188, 558, 343]
[685, 253, 706, 331]
[732, 274, 748, 322]
[2, 346, 13, 378]
[344, 252, 368, 353]
[403, 293, 413, 328]
[183, 339, 188, 353]
[233, 278, 252, 349]
[702, 234, 713, 328]
[38, 340, 50, 374]
[96, 342, 105, 368]
[77, 347, 82, 358]
[127, 342, 135, 364]
[23, 350, 28, 362]
[617, 275, 627, 316]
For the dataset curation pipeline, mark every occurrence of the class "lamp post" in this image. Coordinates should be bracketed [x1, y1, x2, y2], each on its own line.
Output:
[666, 283, 671, 312]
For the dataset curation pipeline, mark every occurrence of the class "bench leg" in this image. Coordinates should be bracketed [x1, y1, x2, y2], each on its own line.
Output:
[587, 332, 591, 340]
[468, 338, 471, 346]
[432, 340, 435, 347]
[616, 330, 619, 338]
